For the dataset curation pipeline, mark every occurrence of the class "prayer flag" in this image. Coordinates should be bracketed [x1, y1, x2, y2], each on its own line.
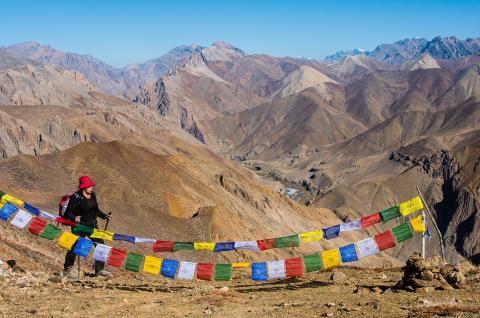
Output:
[113, 233, 136, 244]
[234, 241, 258, 251]
[174, 242, 194, 251]
[28, 217, 47, 235]
[125, 253, 144, 272]
[374, 230, 396, 251]
[153, 240, 174, 252]
[72, 237, 94, 258]
[303, 253, 323, 272]
[193, 242, 216, 251]
[93, 244, 112, 263]
[399, 196, 423, 216]
[251, 262, 267, 281]
[257, 239, 275, 250]
[107, 248, 127, 267]
[161, 259, 179, 279]
[197, 263, 214, 281]
[299, 230, 323, 242]
[356, 237, 379, 257]
[0, 202, 18, 221]
[321, 249, 341, 269]
[392, 223, 413, 243]
[90, 229, 114, 241]
[323, 225, 340, 240]
[340, 219, 361, 232]
[2, 194, 24, 207]
[410, 215, 426, 233]
[134, 237, 156, 244]
[339, 243, 358, 263]
[214, 242, 235, 252]
[361, 212, 381, 228]
[267, 260, 286, 279]
[177, 261, 196, 280]
[380, 206, 400, 223]
[232, 262, 250, 268]
[72, 224, 93, 236]
[214, 264, 232, 281]
[58, 231, 79, 251]
[143, 256, 162, 275]
[10, 210, 32, 228]
[285, 257, 304, 277]
[274, 235, 300, 248]
[55, 217, 77, 226]
[23, 203, 40, 216]
[39, 210, 56, 220]
[39, 224, 62, 240]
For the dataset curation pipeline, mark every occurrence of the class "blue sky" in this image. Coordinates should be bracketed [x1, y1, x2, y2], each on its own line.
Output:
[1, 0, 479, 67]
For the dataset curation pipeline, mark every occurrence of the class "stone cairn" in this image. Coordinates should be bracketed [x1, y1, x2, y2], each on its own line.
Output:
[397, 253, 467, 293]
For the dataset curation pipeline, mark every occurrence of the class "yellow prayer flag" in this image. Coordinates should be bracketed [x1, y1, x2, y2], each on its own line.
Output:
[2, 194, 24, 207]
[90, 229, 114, 241]
[232, 262, 250, 268]
[321, 249, 341, 269]
[57, 231, 79, 250]
[143, 256, 162, 275]
[410, 215, 426, 233]
[299, 230, 324, 243]
[399, 196, 423, 216]
[193, 242, 216, 251]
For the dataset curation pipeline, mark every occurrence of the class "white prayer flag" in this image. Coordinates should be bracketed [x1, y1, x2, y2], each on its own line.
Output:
[134, 237, 156, 244]
[177, 262, 196, 280]
[356, 237, 379, 257]
[267, 260, 286, 279]
[93, 244, 112, 262]
[340, 219, 361, 232]
[10, 210, 32, 228]
[39, 210, 56, 220]
[234, 241, 258, 251]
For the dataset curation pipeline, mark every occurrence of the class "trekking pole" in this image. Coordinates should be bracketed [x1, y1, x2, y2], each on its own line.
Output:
[104, 212, 112, 230]
[77, 257, 81, 281]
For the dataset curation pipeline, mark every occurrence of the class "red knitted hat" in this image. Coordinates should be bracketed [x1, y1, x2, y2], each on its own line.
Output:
[78, 175, 95, 189]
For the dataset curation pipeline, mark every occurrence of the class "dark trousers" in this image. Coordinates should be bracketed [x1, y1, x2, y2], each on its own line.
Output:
[64, 233, 105, 273]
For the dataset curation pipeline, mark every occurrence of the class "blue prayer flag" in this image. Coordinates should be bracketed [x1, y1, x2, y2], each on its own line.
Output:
[0, 203, 18, 221]
[161, 259, 179, 279]
[72, 237, 94, 258]
[214, 242, 235, 252]
[323, 224, 340, 240]
[113, 233, 136, 244]
[339, 243, 358, 263]
[251, 262, 267, 281]
[23, 203, 40, 216]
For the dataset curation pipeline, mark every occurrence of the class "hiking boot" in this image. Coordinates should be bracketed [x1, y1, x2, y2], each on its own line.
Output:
[95, 270, 112, 277]
[63, 267, 79, 280]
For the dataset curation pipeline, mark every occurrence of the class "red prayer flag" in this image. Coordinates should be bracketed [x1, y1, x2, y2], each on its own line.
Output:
[285, 257, 304, 277]
[361, 212, 381, 228]
[374, 230, 396, 251]
[107, 248, 127, 267]
[55, 217, 77, 226]
[153, 240, 174, 252]
[28, 217, 47, 235]
[197, 263, 214, 281]
[257, 239, 275, 251]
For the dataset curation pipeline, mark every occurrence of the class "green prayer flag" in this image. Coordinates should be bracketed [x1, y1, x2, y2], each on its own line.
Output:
[303, 253, 323, 272]
[39, 224, 62, 240]
[125, 253, 144, 272]
[274, 234, 300, 248]
[174, 242, 194, 251]
[380, 206, 400, 223]
[214, 264, 232, 281]
[0, 191, 5, 199]
[392, 223, 413, 242]
[72, 224, 93, 236]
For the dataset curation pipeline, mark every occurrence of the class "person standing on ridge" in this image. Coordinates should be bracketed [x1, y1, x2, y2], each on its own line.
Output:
[63, 175, 112, 278]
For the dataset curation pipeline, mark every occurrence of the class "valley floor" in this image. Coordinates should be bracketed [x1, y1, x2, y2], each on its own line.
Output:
[1, 267, 479, 318]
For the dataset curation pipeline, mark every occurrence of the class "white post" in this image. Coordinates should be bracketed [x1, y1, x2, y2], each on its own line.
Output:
[421, 209, 426, 259]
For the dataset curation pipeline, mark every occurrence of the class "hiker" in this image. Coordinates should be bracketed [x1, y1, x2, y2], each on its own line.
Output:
[63, 175, 112, 278]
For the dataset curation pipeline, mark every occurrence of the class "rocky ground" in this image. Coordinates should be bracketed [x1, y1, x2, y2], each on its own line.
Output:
[1, 257, 479, 318]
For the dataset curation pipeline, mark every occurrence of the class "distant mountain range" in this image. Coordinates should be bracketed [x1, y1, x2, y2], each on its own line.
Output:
[324, 36, 480, 64]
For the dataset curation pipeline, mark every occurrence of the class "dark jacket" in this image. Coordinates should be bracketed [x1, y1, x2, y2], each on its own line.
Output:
[64, 190, 107, 227]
